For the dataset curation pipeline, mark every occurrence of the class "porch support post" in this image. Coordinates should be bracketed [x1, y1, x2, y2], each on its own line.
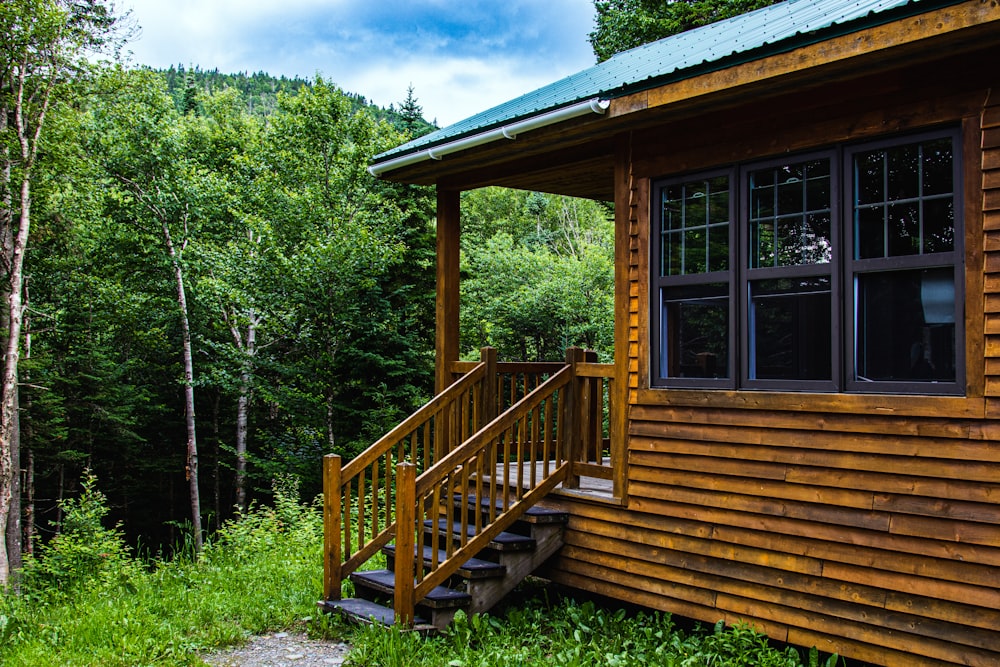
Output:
[436, 188, 461, 394]
[611, 133, 633, 501]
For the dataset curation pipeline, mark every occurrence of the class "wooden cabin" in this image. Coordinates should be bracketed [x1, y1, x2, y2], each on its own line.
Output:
[322, 1, 1000, 664]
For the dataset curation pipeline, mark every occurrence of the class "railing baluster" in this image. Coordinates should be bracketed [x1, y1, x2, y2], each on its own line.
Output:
[385, 450, 393, 535]
[503, 428, 511, 511]
[460, 462, 470, 546]
[431, 481, 441, 571]
[475, 447, 484, 535]
[371, 458, 380, 542]
[530, 403, 539, 489]
[543, 397, 553, 477]
[516, 412, 525, 501]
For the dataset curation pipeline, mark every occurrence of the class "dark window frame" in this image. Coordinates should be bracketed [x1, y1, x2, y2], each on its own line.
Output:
[739, 149, 841, 392]
[651, 167, 737, 389]
[843, 128, 965, 395]
[649, 128, 964, 395]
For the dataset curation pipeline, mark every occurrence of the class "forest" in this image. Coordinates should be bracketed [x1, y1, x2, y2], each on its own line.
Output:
[0, 0, 619, 581]
[0, 0, 788, 584]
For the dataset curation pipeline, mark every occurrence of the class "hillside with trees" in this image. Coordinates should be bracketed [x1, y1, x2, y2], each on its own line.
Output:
[0, 0, 615, 574]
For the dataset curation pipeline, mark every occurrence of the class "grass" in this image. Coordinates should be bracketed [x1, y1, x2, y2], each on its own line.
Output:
[0, 473, 841, 666]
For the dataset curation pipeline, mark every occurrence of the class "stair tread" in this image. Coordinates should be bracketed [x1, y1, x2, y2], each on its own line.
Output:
[425, 519, 537, 551]
[383, 544, 506, 578]
[351, 569, 472, 608]
[321, 597, 430, 627]
[457, 494, 569, 523]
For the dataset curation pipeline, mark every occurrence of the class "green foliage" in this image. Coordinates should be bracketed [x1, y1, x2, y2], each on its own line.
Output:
[347, 599, 837, 667]
[460, 188, 614, 361]
[22, 65, 437, 542]
[22, 471, 140, 603]
[590, 0, 783, 62]
[0, 475, 329, 666]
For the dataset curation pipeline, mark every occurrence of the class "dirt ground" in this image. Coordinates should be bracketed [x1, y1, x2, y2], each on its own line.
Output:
[201, 632, 351, 667]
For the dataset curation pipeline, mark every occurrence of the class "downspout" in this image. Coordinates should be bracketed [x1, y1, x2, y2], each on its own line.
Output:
[368, 97, 610, 177]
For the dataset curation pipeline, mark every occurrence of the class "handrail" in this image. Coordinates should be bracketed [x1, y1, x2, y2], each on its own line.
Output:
[324, 346, 620, 622]
[323, 361, 489, 601]
[394, 365, 573, 621]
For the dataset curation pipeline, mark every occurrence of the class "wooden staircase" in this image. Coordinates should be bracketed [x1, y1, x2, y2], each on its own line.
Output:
[322, 496, 568, 630]
[318, 347, 616, 631]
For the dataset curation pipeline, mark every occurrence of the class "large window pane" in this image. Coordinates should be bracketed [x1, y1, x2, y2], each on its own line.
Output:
[856, 269, 956, 383]
[853, 138, 955, 260]
[660, 175, 730, 276]
[749, 158, 832, 268]
[662, 284, 729, 379]
[749, 278, 832, 381]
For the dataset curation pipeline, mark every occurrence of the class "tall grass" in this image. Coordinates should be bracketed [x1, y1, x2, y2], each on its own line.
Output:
[346, 599, 841, 667]
[0, 473, 840, 667]
[0, 473, 327, 666]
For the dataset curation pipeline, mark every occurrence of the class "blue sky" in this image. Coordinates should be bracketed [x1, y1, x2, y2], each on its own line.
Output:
[121, 0, 598, 127]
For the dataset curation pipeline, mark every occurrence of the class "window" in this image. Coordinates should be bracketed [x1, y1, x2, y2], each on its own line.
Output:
[651, 129, 963, 394]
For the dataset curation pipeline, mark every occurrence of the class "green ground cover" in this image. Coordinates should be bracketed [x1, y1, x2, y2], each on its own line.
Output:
[0, 475, 839, 666]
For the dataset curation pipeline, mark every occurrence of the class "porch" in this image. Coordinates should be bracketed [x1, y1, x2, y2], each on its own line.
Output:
[320, 346, 623, 627]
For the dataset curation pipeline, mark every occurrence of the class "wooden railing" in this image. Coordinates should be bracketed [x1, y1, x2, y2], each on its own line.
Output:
[322, 346, 618, 621]
[323, 361, 488, 600]
[451, 348, 616, 489]
[392, 364, 573, 623]
[567, 349, 616, 488]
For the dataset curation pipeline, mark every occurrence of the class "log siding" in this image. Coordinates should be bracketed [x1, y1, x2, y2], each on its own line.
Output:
[543, 73, 1000, 666]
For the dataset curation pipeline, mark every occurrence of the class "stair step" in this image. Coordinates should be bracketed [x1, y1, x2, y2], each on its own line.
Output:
[383, 544, 506, 580]
[320, 597, 431, 629]
[351, 569, 472, 609]
[457, 494, 569, 524]
[425, 519, 536, 552]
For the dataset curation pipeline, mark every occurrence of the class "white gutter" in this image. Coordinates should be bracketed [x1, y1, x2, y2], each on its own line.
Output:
[368, 97, 610, 177]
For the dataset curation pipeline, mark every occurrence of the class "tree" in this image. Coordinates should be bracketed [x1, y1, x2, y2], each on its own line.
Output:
[88, 68, 225, 552]
[460, 189, 614, 362]
[0, 0, 122, 588]
[590, 0, 782, 62]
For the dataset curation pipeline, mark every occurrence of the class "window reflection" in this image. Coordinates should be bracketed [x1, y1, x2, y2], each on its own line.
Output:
[749, 159, 832, 267]
[856, 269, 956, 382]
[749, 278, 832, 381]
[854, 139, 954, 259]
[661, 176, 730, 276]
[662, 284, 729, 379]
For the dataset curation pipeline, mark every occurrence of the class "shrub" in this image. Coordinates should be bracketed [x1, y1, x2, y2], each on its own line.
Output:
[21, 471, 141, 603]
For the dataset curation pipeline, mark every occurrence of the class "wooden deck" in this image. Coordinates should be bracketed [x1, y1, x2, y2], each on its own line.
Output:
[497, 459, 615, 502]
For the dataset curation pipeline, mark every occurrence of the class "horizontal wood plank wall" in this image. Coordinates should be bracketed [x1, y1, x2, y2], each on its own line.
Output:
[544, 87, 1000, 666]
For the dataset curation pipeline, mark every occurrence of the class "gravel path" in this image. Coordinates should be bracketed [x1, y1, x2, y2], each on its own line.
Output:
[201, 632, 352, 667]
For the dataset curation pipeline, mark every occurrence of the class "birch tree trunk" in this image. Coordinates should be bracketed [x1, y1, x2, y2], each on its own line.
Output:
[233, 316, 256, 511]
[162, 221, 202, 553]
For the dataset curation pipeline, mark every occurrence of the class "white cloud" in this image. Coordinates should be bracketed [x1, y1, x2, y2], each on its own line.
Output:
[342, 55, 574, 126]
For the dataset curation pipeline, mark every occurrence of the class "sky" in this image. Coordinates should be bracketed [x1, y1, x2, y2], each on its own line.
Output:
[119, 0, 599, 128]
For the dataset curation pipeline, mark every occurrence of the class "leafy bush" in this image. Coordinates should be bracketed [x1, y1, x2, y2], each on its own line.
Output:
[0, 473, 327, 666]
[22, 471, 141, 603]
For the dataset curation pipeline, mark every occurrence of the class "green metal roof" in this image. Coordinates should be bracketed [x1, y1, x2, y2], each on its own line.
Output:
[371, 0, 968, 167]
